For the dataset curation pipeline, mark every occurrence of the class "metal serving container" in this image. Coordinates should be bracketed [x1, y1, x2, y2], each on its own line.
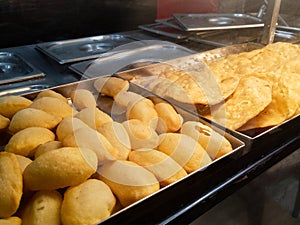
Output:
[0, 52, 45, 85]
[35, 34, 138, 64]
[0, 76, 245, 225]
[173, 13, 264, 31]
[69, 40, 196, 78]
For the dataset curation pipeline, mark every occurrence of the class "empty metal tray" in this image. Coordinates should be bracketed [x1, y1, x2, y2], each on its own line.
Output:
[173, 13, 264, 31]
[0, 52, 45, 85]
[36, 34, 138, 64]
[69, 40, 196, 78]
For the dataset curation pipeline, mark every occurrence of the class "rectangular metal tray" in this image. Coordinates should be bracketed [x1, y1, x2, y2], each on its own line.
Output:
[0, 52, 45, 85]
[36, 34, 138, 64]
[116, 43, 300, 145]
[69, 40, 196, 78]
[0, 76, 245, 225]
[173, 13, 264, 31]
[138, 23, 189, 40]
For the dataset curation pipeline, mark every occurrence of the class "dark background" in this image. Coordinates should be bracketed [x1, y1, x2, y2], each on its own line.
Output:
[1, 0, 299, 48]
[0, 0, 157, 48]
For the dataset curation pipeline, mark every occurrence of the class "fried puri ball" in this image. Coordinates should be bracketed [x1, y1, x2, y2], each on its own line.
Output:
[35, 89, 68, 103]
[61, 179, 116, 225]
[158, 133, 212, 173]
[34, 141, 63, 158]
[126, 98, 158, 129]
[74, 107, 113, 130]
[0, 95, 32, 119]
[21, 190, 62, 225]
[0, 217, 22, 225]
[30, 96, 74, 118]
[5, 127, 55, 157]
[98, 160, 159, 207]
[70, 89, 97, 110]
[154, 102, 183, 133]
[24, 147, 98, 190]
[94, 76, 129, 97]
[62, 127, 118, 163]
[15, 155, 32, 173]
[0, 152, 23, 218]
[97, 121, 131, 160]
[129, 149, 187, 187]
[181, 121, 233, 159]
[122, 119, 159, 150]
[0, 114, 10, 130]
[56, 117, 90, 142]
[8, 108, 62, 134]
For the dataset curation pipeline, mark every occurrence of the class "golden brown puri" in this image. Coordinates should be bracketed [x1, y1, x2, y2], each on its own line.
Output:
[181, 121, 233, 159]
[56, 117, 90, 142]
[23, 147, 98, 190]
[94, 76, 129, 98]
[0, 114, 10, 130]
[0, 216, 22, 225]
[29, 96, 74, 118]
[207, 75, 272, 130]
[61, 179, 116, 225]
[34, 140, 63, 158]
[74, 107, 113, 130]
[126, 98, 158, 129]
[97, 121, 131, 160]
[62, 127, 118, 163]
[129, 149, 187, 187]
[8, 108, 62, 134]
[158, 133, 212, 173]
[154, 102, 183, 133]
[0, 95, 32, 119]
[5, 127, 55, 157]
[122, 119, 159, 150]
[35, 89, 68, 103]
[15, 155, 32, 173]
[70, 89, 97, 110]
[21, 190, 62, 225]
[0, 152, 23, 218]
[97, 160, 159, 207]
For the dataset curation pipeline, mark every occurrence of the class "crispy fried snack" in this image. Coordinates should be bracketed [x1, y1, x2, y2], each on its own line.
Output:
[8, 108, 62, 134]
[35, 89, 68, 103]
[0, 152, 23, 218]
[158, 133, 212, 173]
[70, 89, 97, 110]
[30, 97, 74, 118]
[0, 95, 32, 119]
[5, 127, 55, 157]
[62, 127, 118, 163]
[74, 107, 113, 130]
[98, 160, 159, 207]
[129, 149, 187, 187]
[97, 121, 131, 160]
[24, 147, 97, 190]
[122, 119, 159, 150]
[21, 190, 62, 225]
[94, 77, 129, 98]
[61, 179, 116, 225]
[181, 121, 233, 159]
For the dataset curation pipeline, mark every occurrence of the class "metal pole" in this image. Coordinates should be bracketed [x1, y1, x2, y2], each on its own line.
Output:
[260, 0, 282, 45]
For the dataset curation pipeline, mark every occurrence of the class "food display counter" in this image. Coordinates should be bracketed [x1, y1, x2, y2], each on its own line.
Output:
[0, 2, 300, 224]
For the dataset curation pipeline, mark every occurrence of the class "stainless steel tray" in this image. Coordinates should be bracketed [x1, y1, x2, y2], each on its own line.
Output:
[69, 40, 196, 78]
[155, 18, 183, 30]
[138, 23, 189, 40]
[36, 34, 138, 64]
[0, 52, 45, 85]
[173, 13, 264, 31]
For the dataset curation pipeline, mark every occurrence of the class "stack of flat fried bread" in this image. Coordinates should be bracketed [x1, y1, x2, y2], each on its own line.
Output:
[130, 42, 300, 131]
